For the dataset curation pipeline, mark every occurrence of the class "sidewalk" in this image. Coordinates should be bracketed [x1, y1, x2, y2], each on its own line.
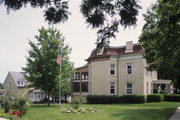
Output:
[168, 107, 180, 120]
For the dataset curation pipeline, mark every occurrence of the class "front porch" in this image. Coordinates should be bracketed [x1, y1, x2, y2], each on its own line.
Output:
[153, 80, 172, 94]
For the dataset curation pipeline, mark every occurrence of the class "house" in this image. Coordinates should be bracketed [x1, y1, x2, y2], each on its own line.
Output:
[72, 41, 172, 96]
[3, 71, 45, 102]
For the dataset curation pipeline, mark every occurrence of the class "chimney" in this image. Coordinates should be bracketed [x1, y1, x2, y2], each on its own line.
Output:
[125, 41, 133, 53]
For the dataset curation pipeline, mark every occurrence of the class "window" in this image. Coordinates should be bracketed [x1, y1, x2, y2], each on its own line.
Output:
[38, 93, 40, 98]
[126, 83, 133, 94]
[126, 63, 133, 75]
[41, 93, 44, 98]
[31, 93, 33, 98]
[81, 82, 88, 92]
[110, 64, 116, 75]
[73, 72, 80, 80]
[97, 47, 104, 55]
[34, 93, 37, 98]
[73, 83, 80, 92]
[82, 72, 88, 80]
[110, 82, 115, 95]
[21, 81, 23, 85]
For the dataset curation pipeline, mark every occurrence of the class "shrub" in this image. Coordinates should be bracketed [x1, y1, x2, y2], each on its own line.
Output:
[121, 95, 145, 103]
[147, 94, 164, 102]
[87, 95, 145, 104]
[13, 98, 29, 114]
[164, 94, 180, 102]
[70, 96, 84, 109]
[2, 98, 11, 113]
[86, 95, 122, 104]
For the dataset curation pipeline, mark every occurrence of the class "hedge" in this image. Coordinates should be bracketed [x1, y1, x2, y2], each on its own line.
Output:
[164, 94, 180, 102]
[121, 95, 145, 103]
[147, 94, 164, 102]
[86, 95, 145, 104]
[86, 95, 121, 104]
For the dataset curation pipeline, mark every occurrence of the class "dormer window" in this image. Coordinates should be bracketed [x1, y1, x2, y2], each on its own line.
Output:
[21, 81, 24, 85]
[125, 41, 133, 53]
[97, 47, 104, 55]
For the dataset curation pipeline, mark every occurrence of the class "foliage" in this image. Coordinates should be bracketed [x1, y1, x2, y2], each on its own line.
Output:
[0, 82, 4, 89]
[2, 98, 11, 113]
[164, 94, 180, 102]
[87, 95, 145, 104]
[87, 95, 121, 104]
[70, 97, 84, 109]
[80, 0, 141, 49]
[9, 110, 24, 118]
[3, 114, 21, 120]
[139, 0, 180, 88]
[121, 95, 145, 103]
[147, 94, 164, 102]
[0, 0, 141, 49]
[13, 98, 29, 114]
[22, 27, 74, 105]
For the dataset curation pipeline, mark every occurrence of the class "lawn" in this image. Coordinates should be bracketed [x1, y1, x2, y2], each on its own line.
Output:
[21, 102, 180, 120]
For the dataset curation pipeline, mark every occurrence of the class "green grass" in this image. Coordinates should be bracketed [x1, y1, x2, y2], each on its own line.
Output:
[21, 102, 180, 120]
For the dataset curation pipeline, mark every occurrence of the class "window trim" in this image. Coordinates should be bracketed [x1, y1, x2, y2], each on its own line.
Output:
[126, 63, 133, 75]
[109, 82, 116, 95]
[109, 64, 116, 76]
[125, 82, 133, 95]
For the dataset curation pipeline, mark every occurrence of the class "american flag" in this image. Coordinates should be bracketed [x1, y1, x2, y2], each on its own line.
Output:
[56, 48, 62, 64]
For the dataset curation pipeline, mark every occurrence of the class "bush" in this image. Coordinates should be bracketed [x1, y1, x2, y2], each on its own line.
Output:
[70, 97, 84, 109]
[147, 94, 164, 102]
[3, 99, 11, 113]
[13, 98, 29, 114]
[87, 95, 145, 104]
[164, 94, 180, 102]
[121, 95, 145, 103]
[87, 95, 122, 104]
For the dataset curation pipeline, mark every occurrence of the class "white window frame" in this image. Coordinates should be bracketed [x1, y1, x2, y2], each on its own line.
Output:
[110, 82, 116, 95]
[126, 63, 133, 75]
[110, 64, 116, 76]
[126, 83, 133, 95]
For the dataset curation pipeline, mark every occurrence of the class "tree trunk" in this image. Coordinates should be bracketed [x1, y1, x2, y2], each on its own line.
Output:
[47, 92, 50, 106]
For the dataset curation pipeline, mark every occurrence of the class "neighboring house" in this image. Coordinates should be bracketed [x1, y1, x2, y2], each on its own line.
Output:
[3, 71, 45, 102]
[72, 41, 172, 96]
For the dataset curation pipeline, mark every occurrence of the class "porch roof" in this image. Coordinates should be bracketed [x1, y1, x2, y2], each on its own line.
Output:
[153, 80, 172, 84]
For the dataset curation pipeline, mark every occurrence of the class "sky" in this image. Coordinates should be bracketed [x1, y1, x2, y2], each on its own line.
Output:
[0, 0, 156, 83]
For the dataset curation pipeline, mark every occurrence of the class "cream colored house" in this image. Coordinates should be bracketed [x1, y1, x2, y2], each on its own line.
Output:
[72, 41, 172, 96]
[3, 71, 45, 102]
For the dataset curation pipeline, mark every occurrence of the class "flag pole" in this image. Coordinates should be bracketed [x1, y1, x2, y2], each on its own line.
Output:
[59, 61, 61, 107]
[56, 47, 62, 108]
[59, 47, 62, 108]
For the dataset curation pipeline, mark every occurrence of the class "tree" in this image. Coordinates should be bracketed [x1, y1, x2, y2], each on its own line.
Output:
[139, 0, 180, 89]
[0, 83, 3, 89]
[22, 27, 74, 105]
[0, 0, 141, 48]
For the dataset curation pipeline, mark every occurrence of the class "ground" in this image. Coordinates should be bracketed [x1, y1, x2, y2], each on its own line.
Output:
[19, 102, 180, 120]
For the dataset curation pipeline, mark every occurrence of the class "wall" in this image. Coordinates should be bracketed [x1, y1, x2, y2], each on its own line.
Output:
[89, 53, 151, 96]
[3, 73, 18, 97]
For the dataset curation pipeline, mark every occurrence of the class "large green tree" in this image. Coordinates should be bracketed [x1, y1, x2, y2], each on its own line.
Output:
[139, 0, 180, 89]
[22, 27, 74, 105]
[0, 0, 141, 48]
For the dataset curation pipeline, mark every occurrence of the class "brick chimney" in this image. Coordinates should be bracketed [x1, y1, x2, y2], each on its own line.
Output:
[125, 41, 133, 53]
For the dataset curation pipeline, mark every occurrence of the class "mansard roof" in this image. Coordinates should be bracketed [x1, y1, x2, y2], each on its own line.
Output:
[86, 43, 144, 62]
